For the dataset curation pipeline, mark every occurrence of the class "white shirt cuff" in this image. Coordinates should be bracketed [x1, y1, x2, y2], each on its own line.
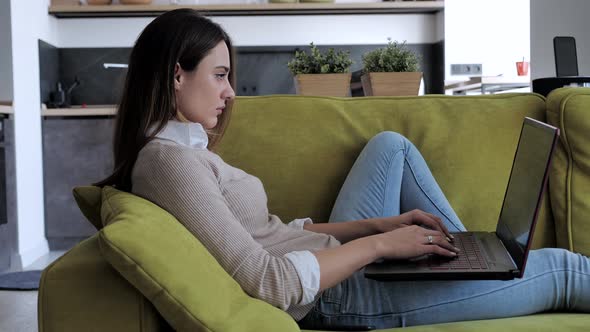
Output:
[284, 250, 320, 306]
[286, 217, 313, 231]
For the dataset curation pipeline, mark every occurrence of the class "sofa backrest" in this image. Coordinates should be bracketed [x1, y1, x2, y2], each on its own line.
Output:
[546, 87, 590, 256]
[218, 94, 555, 248]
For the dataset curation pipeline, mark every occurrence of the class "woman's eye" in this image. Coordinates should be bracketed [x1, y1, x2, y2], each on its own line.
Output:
[215, 73, 227, 79]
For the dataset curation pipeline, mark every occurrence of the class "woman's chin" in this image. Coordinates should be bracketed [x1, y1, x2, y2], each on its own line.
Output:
[204, 119, 218, 130]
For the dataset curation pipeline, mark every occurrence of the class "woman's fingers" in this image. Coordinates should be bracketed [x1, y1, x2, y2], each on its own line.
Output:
[423, 244, 457, 257]
[426, 212, 454, 239]
[421, 229, 460, 253]
[430, 235, 460, 253]
[416, 211, 453, 241]
[381, 226, 458, 260]
[419, 216, 445, 234]
[425, 212, 452, 238]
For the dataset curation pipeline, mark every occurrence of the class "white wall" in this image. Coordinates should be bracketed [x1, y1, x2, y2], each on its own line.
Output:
[530, 0, 590, 79]
[445, 0, 530, 80]
[9, 0, 59, 267]
[0, 0, 13, 101]
[57, 14, 438, 48]
[63, 0, 440, 47]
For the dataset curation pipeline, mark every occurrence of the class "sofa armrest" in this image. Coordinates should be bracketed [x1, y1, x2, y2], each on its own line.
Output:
[38, 235, 170, 332]
[546, 87, 590, 256]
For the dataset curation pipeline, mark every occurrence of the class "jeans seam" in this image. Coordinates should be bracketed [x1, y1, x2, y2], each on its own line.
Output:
[313, 269, 589, 320]
[382, 148, 405, 217]
[405, 269, 590, 315]
[403, 155, 465, 232]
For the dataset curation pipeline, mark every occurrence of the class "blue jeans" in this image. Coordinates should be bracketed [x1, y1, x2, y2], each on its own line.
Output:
[298, 132, 590, 329]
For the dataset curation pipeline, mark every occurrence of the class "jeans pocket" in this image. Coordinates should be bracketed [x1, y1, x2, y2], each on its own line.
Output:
[319, 280, 348, 314]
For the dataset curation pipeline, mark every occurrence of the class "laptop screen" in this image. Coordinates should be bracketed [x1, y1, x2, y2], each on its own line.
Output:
[496, 118, 558, 271]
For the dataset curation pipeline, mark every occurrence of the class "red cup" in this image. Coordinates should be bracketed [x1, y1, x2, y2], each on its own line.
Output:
[516, 61, 529, 76]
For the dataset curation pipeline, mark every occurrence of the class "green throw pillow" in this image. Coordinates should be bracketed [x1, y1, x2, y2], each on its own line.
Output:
[73, 186, 103, 230]
[98, 186, 299, 332]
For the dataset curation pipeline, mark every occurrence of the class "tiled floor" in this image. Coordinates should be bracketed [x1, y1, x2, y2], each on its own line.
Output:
[0, 251, 65, 332]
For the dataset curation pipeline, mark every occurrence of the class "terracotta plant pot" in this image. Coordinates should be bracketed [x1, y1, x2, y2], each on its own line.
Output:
[120, 0, 153, 4]
[294, 73, 352, 97]
[361, 72, 423, 96]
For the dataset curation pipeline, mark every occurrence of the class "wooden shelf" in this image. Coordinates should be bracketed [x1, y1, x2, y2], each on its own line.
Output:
[49, 2, 444, 17]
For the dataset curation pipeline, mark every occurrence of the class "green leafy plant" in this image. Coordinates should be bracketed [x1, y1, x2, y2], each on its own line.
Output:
[287, 43, 354, 75]
[362, 39, 421, 73]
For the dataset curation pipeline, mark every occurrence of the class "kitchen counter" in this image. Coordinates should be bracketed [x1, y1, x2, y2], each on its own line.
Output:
[41, 105, 116, 117]
[444, 76, 531, 95]
[0, 103, 117, 116]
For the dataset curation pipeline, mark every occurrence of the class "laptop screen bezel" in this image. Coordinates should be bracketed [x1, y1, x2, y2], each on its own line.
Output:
[495, 117, 559, 278]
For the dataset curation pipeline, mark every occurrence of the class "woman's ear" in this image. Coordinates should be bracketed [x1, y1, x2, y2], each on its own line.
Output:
[174, 63, 182, 90]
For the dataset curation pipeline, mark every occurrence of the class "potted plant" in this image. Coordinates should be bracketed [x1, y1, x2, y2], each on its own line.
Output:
[361, 39, 422, 96]
[287, 43, 354, 97]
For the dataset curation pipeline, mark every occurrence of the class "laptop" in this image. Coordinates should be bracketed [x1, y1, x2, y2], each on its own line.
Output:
[364, 117, 560, 281]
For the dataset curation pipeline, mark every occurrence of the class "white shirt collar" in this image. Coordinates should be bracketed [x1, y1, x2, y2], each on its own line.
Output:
[152, 120, 209, 149]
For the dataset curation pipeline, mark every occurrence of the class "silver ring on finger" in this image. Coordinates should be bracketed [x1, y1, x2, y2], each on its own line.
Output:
[427, 235, 433, 244]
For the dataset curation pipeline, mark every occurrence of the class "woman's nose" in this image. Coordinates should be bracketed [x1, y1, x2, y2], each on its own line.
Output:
[224, 85, 236, 100]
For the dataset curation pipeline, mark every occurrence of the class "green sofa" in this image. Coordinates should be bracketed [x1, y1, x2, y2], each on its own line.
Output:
[38, 88, 590, 331]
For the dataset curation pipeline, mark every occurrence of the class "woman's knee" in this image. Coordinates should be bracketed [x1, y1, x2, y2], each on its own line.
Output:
[368, 131, 410, 152]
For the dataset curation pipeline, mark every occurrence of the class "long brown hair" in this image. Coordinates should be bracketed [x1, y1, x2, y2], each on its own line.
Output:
[95, 9, 235, 191]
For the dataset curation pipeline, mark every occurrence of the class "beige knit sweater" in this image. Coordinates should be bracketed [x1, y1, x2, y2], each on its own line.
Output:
[131, 138, 341, 320]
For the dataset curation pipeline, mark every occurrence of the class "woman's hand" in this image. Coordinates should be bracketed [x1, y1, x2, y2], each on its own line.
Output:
[374, 225, 460, 260]
[374, 209, 454, 241]
[312, 214, 460, 291]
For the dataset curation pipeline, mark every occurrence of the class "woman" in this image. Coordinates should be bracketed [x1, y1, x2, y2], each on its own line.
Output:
[97, 9, 590, 330]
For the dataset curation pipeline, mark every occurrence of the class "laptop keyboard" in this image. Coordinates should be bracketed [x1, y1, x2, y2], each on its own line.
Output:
[429, 233, 489, 270]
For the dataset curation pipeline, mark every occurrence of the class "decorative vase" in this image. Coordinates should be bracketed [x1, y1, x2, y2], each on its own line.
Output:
[361, 72, 423, 96]
[294, 73, 352, 97]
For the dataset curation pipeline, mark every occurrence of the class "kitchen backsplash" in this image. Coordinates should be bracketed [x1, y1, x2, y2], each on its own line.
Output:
[39, 40, 60, 105]
[39, 41, 130, 106]
[60, 48, 131, 106]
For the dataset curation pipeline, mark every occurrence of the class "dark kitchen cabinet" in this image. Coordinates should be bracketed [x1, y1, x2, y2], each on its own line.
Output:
[42, 117, 114, 250]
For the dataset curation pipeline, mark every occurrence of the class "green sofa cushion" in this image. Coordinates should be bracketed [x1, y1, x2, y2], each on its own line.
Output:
[72, 186, 103, 230]
[219, 94, 555, 248]
[97, 186, 299, 332]
[303, 313, 589, 332]
[546, 87, 590, 256]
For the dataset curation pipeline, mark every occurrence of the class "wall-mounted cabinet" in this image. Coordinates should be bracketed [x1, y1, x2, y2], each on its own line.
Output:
[49, 1, 444, 17]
